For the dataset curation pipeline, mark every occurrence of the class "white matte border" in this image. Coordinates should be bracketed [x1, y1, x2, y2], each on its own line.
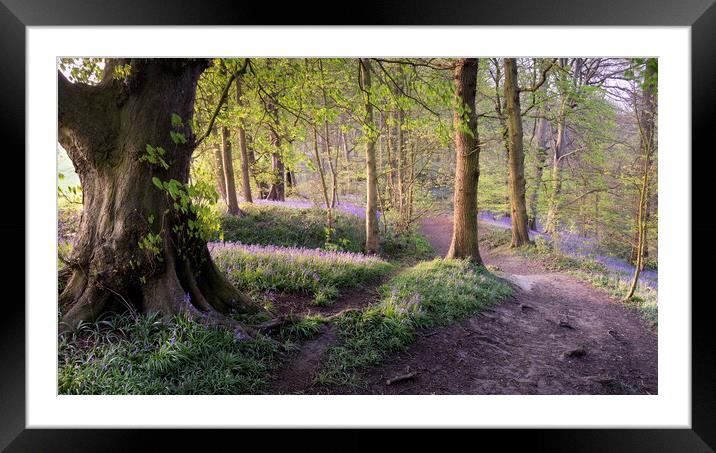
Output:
[27, 26, 690, 428]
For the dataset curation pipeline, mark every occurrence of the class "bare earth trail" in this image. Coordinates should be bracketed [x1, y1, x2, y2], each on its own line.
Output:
[268, 215, 657, 395]
[360, 216, 658, 394]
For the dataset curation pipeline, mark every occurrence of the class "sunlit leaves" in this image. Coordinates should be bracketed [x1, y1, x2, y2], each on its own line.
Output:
[58, 58, 104, 85]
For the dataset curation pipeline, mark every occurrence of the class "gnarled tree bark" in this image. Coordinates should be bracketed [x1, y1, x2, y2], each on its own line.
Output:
[58, 59, 258, 336]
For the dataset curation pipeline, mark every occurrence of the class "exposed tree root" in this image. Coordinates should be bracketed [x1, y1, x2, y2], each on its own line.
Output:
[59, 249, 260, 340]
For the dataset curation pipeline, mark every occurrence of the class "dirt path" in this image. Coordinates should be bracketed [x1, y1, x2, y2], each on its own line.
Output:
[268, 215, 657, 395]
[267, 271, 396, 394]
[359, 215, 658, 394]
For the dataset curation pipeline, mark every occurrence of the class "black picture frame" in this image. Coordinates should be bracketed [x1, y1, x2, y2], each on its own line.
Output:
[2, 1, 713, 450]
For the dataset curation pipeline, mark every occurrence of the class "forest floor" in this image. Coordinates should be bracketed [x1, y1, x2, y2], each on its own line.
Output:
[268, 215, 658, 395]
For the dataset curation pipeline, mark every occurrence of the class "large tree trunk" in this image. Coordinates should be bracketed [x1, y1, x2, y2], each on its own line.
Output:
[446, 58, 483, 264]
[235, 74, 253, 203]
[360, 58, 379, 254]
[221, 126, 241, 216]
[503, 58, 532, 247]
[57, 59, 257, 336]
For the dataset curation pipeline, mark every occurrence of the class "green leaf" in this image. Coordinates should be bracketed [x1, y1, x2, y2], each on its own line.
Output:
[152, 177, 163, 189]
[171, 113, 184, 129]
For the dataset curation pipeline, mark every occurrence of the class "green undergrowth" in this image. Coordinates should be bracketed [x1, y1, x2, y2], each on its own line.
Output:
[379, 228, 435, 263]
[58, 310, 338, 394]
[211, 243, 393, 306]
[314, 258, 513, 387]
[479, 227, 512, 249]
[58, 313, 279, 395]
[221, 203, 365, 252]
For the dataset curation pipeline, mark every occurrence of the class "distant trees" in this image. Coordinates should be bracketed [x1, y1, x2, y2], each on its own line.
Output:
[59, 57, 657, 286]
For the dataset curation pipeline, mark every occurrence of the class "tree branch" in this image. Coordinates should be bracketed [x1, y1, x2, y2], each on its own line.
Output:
[519, 59, 556, 93]
[194, 59, 249, 147]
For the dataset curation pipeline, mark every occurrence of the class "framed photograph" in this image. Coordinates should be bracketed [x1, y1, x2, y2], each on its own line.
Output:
[2, 0, 712, 450]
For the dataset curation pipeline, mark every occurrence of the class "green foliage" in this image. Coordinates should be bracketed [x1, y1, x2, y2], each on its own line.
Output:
[138, 231, 163, 260]
[58, 313, 278, 394]
[141, 144, 170, 170]
[112, 63, 133, 81]
[315, 259, 512, 386]
[221, 203, 365, 252]
[58, 58, 104, 84]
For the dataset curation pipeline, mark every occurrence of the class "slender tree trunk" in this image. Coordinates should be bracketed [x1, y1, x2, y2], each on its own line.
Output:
[386, 109, 396, 209]
[492, 60, 511, 217]
[503, 58, 531, 247]
[235, 74, 252, 203]
[213, 141, 227, 204]
[528, 115, 550, 230]
[267, 144, 285, 201]
[341, 129, 351, 195]
[265, 62, 285, 201]
[626, 59, 657, 299]
[265, 107, 285, 201]
[57, 59, 256, 335]
[312, 127, 333, 241]
[395, 72, 406, 231]
[246, 142, 268, 199]
[318, 60, 339, 209]
[544, 100, 568, 234]
[221, 126, 241, 216]
[446, 58, 482, 264]
[285, 169, 294, 191]
[360, 58, 379, 254]
[407, 140, 415, 224]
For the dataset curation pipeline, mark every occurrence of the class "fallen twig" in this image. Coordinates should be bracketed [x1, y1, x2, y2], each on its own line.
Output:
[386, 371, 418, 386]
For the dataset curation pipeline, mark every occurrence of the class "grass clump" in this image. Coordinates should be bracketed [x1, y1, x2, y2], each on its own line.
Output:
[210, 242, 393, 306]
[58, 313, 278, 395]
[221, 203, 365, 252]
[315, 258, 513, 387]
[379, 228, 435, 262]
[275, 314, 330, 352]
[479, 227, 512, 249]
